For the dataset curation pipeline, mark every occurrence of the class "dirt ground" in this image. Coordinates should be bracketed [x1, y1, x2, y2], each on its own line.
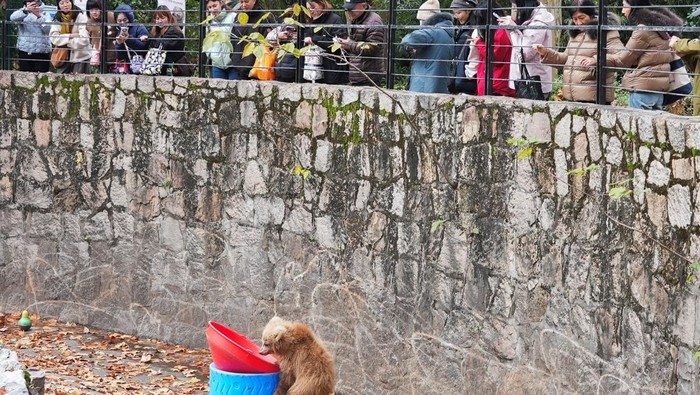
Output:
[0, 312, 211, 394]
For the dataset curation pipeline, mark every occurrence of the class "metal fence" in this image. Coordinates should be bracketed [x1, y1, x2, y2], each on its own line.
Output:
[2, 0, 700, 111]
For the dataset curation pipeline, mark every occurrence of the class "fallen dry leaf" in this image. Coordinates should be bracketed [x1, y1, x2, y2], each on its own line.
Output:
[1, 312, 211, 394]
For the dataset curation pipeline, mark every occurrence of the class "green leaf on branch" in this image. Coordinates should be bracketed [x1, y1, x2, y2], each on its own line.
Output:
[314, 26, 323, 33]
[302, 5, 312, 18]
[242, 42, 255, 59]
[694, 350, 700, 362]
[517, 147, 533, 160]
[253, 12, 271, 28]
[608, 186, 632, 200]
[252, 45, 266, 59]
[283, 17, 305, 28]
[293, 3, 302, 16]
[201, 14, 215, 25]
[291, 165, 311, 180]
[238, 12, 249, 25]
[330, 43, 342, 53]
[566, 164, 600, 176]
[689, 262, 700, 271]
[688, 273, 696, 284]
[431, 219, 446, 233]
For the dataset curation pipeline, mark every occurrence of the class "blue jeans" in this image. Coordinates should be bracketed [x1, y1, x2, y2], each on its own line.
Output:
[212, 66, 240, 80]
[629, 91, 664, 110]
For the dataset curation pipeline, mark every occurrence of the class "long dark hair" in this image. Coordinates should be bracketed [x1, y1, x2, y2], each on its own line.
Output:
[53, 0, 82, 21]
[472, 0, 506, 38]
[511, 0, 540, 25]
[151, 5, 182, 37]
[567, 0, 596, 18]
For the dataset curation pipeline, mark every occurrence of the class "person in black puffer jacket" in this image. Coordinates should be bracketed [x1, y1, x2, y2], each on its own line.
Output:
[149, 5, 186, 75]
[338, 0, 385, 86]
[230, 0, 275, 79]
[303, 0, 349, 85]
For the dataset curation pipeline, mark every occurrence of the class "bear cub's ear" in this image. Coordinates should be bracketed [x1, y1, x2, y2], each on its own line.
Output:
[272, 324, 287, 343]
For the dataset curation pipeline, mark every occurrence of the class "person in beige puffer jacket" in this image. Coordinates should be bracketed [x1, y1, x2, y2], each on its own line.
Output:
[535, 0, 624, 104]
[582, 0, 683, 110]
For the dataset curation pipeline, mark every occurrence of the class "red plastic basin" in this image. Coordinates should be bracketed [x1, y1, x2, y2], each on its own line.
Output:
[206, 321, 279, 374]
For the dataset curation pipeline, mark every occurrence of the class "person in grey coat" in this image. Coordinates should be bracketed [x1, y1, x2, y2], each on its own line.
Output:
[10, 0, 52, 72]
[400, 12, 455, 94]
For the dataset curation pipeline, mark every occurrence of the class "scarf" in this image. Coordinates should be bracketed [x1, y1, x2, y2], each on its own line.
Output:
[60, 12, 72, 35]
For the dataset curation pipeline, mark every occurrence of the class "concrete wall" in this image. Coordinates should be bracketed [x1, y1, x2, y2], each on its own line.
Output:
[1, 71, 700, 394]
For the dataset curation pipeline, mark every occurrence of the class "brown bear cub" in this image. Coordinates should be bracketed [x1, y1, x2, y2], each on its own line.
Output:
[259, 316, 335, 395]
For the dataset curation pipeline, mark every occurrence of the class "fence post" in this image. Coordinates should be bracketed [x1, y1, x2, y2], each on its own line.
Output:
[386, 0, 396, 89]
[485, 2, 494, 96]
[100, 0, 107, 74]
[595, 0, 607, 104]
[1, 17, 5, 70]
[199, 0, 206, 77]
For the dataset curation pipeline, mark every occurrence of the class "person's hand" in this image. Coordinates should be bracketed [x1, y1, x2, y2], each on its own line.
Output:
[278, 31, 289, 40]
[338, 38, 351, 50]
[28, 2, 42, 17]
[115, 35, 125, 45]
[304, 37, 313, 46]
[533, 44, 546, 56]
[497, 15, 515, 26]
[70, 32, 79, 39]
[669, 35, 680, 50]
[139, 35, 148, 42]
[580, 57, 596, 67]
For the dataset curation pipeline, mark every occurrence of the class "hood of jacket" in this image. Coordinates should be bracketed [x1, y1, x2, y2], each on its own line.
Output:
[523, 5, 555, 26]
[629, 7, 683, 28]
[424, 12, 453, 28]
[569, 12, 620, 39]
[114, 4, 135, 23]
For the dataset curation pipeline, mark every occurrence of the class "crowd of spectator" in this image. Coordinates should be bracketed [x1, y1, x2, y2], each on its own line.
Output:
[6, 0, 700, 115]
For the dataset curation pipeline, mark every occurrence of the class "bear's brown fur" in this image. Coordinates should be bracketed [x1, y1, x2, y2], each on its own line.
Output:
[259, 316, 335, 395]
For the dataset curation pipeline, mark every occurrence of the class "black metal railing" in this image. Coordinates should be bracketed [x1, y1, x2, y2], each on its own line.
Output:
[2, 1, 700, 111]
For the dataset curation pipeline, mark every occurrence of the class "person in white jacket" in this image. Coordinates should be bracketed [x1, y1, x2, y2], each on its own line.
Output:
[11, 0, 52, 72]
[498, 0, 555, 98]
[49, 0, 91, 73]
[205, 0, 238, 79]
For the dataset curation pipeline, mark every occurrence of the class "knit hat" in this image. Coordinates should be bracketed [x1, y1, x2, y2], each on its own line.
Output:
[416, 0, 440, 21]
[450, 0, 476, 10]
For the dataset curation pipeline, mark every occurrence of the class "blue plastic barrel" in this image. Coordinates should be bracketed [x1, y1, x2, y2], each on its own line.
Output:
[209, 363, 280, 395]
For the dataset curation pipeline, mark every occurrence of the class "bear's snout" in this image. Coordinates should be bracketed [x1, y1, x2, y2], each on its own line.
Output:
[259, 345, 270, 355]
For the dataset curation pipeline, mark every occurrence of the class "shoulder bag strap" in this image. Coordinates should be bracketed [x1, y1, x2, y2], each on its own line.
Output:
[519, 48, 531, 79]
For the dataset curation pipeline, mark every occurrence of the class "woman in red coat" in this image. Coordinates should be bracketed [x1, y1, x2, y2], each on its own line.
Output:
[472, 1, 516, 96]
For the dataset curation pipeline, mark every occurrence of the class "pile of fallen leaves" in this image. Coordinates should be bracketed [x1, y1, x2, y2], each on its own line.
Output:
[0, 311, 211, 394]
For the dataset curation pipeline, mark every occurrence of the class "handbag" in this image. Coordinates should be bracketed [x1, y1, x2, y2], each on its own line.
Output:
[140, 45, 167, 76]
[249, 47, 276, 80]
[303, 46, 324, 82]
[514, 48, 545, 101]
[172, 56, 194, 77]
[50, 46, 69, 68]
[125, 43, 144, 74]
[663, 56, 693, 106]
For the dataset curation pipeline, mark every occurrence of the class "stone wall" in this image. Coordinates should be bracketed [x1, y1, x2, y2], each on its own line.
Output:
[1, 71, 700, 394]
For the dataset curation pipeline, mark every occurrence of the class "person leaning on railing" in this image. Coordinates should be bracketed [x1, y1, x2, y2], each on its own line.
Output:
[10, 0, 52, 72]
[499, 0, 555, 100]
[303, 0, 349, 85]
[669, 33, 700, 116]
[338, 0, 385, 86]
[399, 1, 454, 94]
[149, 5, 187, 76]
[113, 3, 149, 74]
[581, 0, 683, 110]
[204, 0, 238, 79]
[448, 0, 477, 94]
[471, 0, 516, 97]
[534, 0, 624, 104]
[230, 0, 275, 80]
[49, 0, 91, 74]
